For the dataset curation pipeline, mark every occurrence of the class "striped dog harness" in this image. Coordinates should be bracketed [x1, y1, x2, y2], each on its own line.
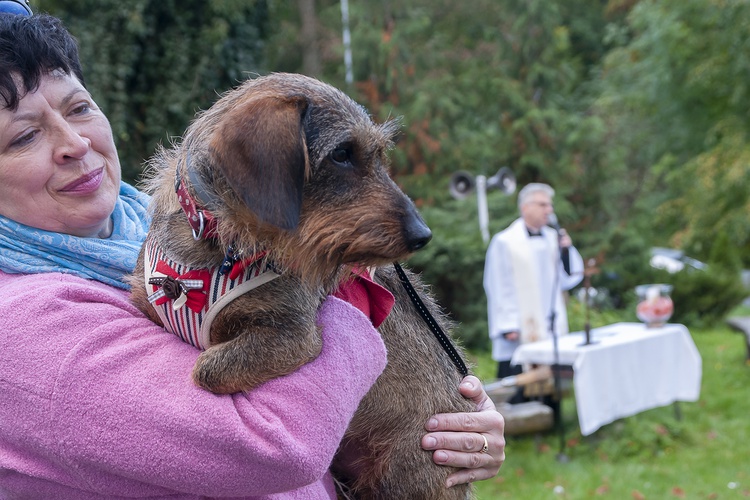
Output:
[143, 237, 279, 350]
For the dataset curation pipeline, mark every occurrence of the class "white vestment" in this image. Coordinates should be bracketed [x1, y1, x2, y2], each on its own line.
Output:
[483, 218, 584, 362]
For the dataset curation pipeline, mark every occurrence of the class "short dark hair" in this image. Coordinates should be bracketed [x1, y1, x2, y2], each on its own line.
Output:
[0, 13, 84, 110]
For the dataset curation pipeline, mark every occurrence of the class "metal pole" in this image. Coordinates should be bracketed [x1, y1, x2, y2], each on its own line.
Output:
[476, 175, 490, 244]
[340, 0, 353, 86]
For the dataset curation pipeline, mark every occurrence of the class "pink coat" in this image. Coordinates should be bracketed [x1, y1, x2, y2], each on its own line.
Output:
[0, 270, 387, 499]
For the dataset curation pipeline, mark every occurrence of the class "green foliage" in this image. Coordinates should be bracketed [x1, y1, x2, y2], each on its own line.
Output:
[590, 224, 658, 309]
[648, 235, 747, 327]
[596, 0, 750, 267]
[298, 0, 620, 193]
[663, 126, 750, 266]
[708, 229, 744, 273]
[654, 267, 747, 328]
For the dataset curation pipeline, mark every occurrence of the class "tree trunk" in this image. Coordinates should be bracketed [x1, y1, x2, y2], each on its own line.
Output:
[297, 0, 321, 77]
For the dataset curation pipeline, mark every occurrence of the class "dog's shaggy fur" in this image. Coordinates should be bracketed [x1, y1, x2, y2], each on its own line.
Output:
[334, 265, 476, 499]
[129, 73, 476, 499]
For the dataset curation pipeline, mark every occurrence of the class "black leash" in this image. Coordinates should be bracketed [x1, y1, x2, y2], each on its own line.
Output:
[392, 262, 469, 377]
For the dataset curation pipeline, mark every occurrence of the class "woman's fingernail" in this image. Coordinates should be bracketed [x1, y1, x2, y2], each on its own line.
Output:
[424, 436, 437, 448]
[427, 418, 438, 430]
[435, 450, 449, 463]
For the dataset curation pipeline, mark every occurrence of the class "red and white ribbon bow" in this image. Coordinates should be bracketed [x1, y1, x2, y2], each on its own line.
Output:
[147, 261, 211, 313]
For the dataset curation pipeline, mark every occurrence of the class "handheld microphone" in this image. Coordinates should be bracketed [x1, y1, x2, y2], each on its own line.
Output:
[547, 212, 561, 233]
[548, 212, 570, 265]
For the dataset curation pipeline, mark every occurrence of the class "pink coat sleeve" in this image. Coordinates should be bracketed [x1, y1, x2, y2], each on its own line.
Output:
[0, 271, 386, 498]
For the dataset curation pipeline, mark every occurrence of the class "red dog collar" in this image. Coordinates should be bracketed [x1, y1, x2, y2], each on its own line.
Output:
[174, 155, 219, 240]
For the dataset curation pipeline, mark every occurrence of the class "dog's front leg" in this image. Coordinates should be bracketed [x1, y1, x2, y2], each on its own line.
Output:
[192, 279, 326, 394]
[192, 323, 322, 394]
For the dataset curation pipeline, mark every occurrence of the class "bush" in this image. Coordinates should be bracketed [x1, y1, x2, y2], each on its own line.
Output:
[590, 225, 658, 309]
[653, 266, 747, 327]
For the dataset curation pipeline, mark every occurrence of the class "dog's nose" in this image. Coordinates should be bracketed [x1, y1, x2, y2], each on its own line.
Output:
[404, 214, 432, 252]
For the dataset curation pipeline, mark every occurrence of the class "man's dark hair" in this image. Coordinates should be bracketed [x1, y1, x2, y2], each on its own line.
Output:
[0, 13, 85, 110]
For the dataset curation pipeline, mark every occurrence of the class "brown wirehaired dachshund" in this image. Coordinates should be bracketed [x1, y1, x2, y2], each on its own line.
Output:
[129, 73, 476, 499]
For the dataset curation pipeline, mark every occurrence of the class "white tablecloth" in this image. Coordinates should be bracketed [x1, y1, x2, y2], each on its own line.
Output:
[510, 322, 702, 436]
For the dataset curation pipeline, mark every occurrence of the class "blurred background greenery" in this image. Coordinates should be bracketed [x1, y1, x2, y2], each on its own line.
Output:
[34, 0, 750, 346]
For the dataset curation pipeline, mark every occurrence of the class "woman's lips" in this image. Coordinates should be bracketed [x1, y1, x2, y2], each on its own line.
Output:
[60, 167, 104, 194]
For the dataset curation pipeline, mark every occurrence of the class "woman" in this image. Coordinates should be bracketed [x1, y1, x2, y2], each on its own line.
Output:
[0, 12, 504, 499]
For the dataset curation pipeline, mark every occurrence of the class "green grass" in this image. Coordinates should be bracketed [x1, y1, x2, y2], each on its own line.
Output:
[468, 319, 750, 499]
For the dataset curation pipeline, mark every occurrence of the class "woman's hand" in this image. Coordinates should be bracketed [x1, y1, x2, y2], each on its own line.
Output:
[421, 375, 505, 487]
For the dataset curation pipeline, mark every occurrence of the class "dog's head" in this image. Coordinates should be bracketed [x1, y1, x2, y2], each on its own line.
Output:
[182, 73, 431, 281]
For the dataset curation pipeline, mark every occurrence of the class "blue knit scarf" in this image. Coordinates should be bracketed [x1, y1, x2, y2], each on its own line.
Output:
[0, 182, 150, 290]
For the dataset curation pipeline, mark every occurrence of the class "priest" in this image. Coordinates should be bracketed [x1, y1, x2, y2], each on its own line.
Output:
[483, 183, 584, 402]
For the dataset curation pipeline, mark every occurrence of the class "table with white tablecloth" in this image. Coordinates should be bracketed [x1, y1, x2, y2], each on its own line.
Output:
[510, 322, 702, 436]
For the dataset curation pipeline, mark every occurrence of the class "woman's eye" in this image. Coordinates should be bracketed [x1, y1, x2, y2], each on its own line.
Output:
[69, 103, 91, 116]
[10, 130, 36, 148]
[330, 147, 353, 167]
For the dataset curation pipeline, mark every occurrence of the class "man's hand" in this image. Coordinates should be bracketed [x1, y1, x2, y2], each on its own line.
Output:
[559, 228, 572, 248]
[503, 331, 520, 341]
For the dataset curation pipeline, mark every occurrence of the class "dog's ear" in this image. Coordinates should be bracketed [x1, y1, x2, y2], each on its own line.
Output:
[209, 94, 309, 230]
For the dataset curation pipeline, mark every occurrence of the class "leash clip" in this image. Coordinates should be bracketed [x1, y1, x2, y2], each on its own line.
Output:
[192, 211, 206, 241]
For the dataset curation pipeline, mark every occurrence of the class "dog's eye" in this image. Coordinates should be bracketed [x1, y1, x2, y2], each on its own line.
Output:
[329, 147, 353, 167]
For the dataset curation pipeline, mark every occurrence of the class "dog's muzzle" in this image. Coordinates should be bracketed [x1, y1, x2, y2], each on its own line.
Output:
[403, 211, 432, 252]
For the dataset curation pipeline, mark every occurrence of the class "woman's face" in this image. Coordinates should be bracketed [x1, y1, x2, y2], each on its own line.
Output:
[0, 71, 120, 238]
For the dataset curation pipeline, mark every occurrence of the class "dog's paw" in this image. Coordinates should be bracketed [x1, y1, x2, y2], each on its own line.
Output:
[191, 346, 255, 394]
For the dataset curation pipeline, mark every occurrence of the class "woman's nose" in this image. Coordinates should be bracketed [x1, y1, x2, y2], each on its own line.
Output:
[54, 124, 91, 163]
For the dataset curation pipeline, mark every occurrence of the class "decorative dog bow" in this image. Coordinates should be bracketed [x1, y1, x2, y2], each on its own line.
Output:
[147, 261, 211, 313]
